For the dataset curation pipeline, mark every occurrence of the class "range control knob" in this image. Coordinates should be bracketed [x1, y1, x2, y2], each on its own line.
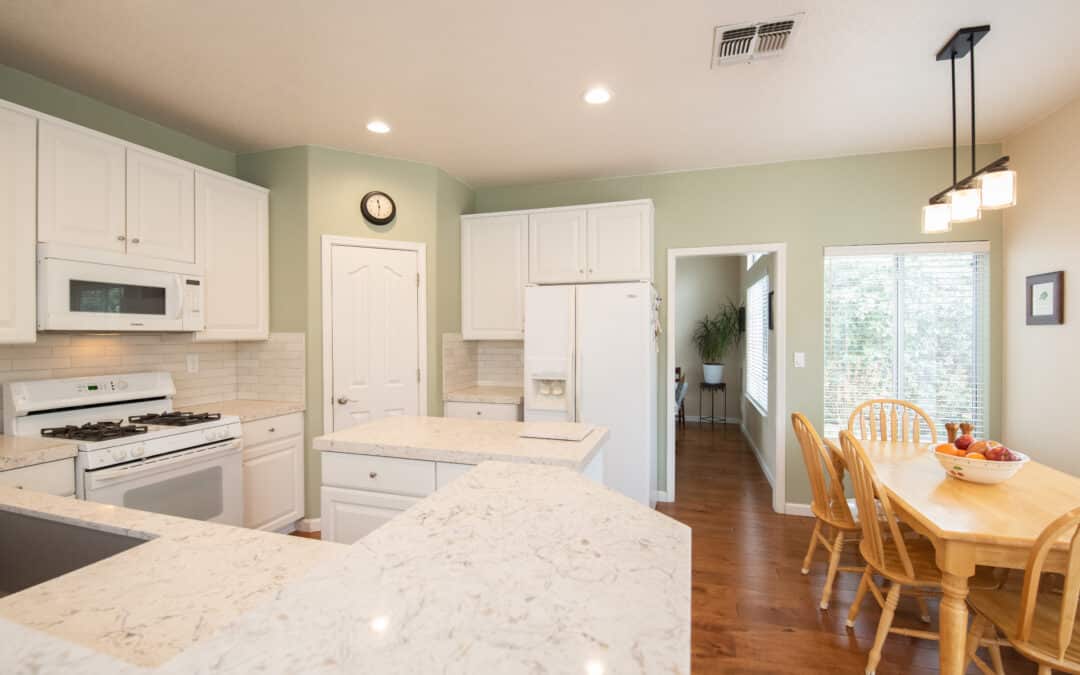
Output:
[111, 448, 128, 461]
[130, 445, 145, 458]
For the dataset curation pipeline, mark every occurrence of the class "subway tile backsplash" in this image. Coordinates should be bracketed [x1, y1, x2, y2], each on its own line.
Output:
[441, 333, 522, 394]
[0, 332, 305, 432]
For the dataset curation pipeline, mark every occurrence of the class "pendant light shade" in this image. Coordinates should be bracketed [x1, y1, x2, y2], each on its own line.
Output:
[948, 188, 981, 223]
[979, 170, 1017, 209]
[921, 203, 952, 234]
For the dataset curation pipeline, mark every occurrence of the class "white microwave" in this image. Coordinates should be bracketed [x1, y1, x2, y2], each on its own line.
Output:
[38, 252, 204, 332]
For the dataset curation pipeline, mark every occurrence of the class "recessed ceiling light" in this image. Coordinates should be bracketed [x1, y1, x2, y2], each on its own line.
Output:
[366, 120, 391, 134]
[583, 87, 612, 105]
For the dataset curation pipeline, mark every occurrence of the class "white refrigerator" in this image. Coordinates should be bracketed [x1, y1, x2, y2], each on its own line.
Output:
[524, 282, 658, 507]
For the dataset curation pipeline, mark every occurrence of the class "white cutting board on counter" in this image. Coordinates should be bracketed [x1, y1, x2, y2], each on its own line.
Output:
[518, 422, 595, 442]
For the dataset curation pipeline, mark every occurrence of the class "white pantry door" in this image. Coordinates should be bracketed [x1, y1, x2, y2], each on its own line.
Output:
[330, 245, 421, 431]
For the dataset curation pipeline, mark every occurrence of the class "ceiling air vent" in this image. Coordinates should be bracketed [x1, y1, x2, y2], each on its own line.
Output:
[712, 14, 802, 68]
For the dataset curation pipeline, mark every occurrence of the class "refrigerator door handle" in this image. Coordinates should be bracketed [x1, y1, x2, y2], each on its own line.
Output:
[575, 352, 583, 422]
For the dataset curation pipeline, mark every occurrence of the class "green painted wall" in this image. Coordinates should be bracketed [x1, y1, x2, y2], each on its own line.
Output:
[0, 64, 237, 175]
[238, 146, 473, 516]
[473, 146, 1005, 506]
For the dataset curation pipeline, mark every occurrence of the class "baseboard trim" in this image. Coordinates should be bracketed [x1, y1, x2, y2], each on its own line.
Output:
[295, 517, 321, 533]
[739, 422, 775, 488]
[784, 502, 814, 518]
[654, 490, 672, 503]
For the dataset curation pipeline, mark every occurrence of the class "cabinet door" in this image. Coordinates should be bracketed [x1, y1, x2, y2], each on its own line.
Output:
[585, 203, 652, 282]
[320, 486, 419, 544]
[461, 214, 528, 339]
[0, 107, 37, 344]
[126, 148, 196, 263]
[528, 209, 587, 283]
[243, 435, 304, 531]
[194, 172, 269, 341]
[38, 121, 126, 252]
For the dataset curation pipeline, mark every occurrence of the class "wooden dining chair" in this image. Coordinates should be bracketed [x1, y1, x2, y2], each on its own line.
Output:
[792, 413, 863, 610]
[965, 506, 1080, 675]
[848, 399, 938, 444]
[839, 430, 999, 675]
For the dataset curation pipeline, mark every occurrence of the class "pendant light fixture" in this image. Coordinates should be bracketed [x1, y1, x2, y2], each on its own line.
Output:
[922, 25, 1017, 233]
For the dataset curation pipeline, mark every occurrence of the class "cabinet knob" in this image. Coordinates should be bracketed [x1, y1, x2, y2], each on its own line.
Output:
[588, 268, 593, 273]
[337, 396, 348, 405]
[369, 471, 378, 479]
[476, 410, 482, 416]
[117, 235, 126, 241]
[14, 485, 23, 490]
[131, 237, 141, 244]
[267, 427, 275, 433]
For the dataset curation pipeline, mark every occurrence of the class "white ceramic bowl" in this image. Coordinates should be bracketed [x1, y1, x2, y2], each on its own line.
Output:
[934, 450, 1030, 485]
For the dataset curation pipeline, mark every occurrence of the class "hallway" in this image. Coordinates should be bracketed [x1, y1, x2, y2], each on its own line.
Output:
[655, 423, 1035, 674]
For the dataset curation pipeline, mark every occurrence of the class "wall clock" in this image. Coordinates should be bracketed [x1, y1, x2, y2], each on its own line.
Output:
[361, 191, 396, 226]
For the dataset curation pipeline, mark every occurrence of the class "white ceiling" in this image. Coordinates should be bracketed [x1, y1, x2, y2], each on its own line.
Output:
[1, 1, 1079, 187]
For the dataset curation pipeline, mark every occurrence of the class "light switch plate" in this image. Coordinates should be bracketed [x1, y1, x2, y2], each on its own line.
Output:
[794, 352, 806, 368]
[186, 353, 199, 374]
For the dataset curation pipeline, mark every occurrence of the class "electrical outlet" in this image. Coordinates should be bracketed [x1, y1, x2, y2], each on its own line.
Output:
[793, 352, 806, 368]
[186, 353, 199, 374]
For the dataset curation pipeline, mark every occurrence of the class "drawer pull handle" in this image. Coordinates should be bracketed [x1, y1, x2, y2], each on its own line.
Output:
[14, 485, 23, 490]
[369, 471, 378, 479]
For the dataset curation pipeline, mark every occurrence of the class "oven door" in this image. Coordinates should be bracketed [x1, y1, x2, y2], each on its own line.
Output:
[82, 440, 243, 526]
[38, 257, 189, 331]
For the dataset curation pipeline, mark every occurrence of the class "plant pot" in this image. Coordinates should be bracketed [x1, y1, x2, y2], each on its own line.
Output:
[702, 363, 724, 385]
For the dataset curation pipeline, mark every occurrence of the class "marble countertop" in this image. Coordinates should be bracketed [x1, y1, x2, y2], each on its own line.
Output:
[0, 461, 690, 674]
[314, 415, 608, 470]
[185, 399, 305, 423]
[444, 385, 524, 405]
[0, 487, 346, 670]
[0, 434, 79, 471]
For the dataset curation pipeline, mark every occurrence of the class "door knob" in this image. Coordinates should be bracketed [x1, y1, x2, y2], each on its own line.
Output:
[337, 396, 348, 405]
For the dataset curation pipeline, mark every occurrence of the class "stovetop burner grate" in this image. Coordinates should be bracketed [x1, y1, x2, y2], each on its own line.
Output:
[41, 421, 150, 442]
[127, 411, 223, 427]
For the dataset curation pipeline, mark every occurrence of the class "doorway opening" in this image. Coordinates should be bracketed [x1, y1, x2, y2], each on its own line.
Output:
[665, 244, 787, 513]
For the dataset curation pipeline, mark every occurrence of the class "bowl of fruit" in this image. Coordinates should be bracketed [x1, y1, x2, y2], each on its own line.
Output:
[934, 434, 1029, 485]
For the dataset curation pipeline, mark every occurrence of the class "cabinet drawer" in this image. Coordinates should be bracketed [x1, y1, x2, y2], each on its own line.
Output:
[243, 412, 304, 448]
[321, 452, 435, 497]
[444, 401, 521, 421]
[0, 459, 75, 496]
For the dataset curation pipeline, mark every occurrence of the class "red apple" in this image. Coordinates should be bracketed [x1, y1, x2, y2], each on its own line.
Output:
[999, 447, 1021, 462]
[984, 445, 1008, 461]
[954, 435, 975, 450]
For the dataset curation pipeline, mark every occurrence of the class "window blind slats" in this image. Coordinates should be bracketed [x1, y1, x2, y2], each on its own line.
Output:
[747, 275, 769, 412]
[823, 250, 989, 440]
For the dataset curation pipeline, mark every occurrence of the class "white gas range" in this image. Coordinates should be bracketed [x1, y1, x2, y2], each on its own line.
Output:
[2, 372, 243, 525]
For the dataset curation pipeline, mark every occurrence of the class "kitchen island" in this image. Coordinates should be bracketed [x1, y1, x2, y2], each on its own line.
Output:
[0, 421, 690, 674]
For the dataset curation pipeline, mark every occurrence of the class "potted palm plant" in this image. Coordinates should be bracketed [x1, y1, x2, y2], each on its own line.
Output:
[692, 300, 741, 385]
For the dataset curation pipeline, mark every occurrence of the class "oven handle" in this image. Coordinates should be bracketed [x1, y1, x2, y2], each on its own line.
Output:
[87, 439, 242, 486]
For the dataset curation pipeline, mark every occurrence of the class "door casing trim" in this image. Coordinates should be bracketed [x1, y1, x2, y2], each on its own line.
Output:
[321, 235, 429, 436]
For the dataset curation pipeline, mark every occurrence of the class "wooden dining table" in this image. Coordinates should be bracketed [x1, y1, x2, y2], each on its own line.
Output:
[825, 438, 1080, 675]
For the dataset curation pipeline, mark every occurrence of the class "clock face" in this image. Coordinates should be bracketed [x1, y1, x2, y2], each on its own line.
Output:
[362, 191, 396, 225]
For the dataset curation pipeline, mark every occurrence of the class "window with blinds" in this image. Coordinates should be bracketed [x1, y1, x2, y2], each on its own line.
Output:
[746, 275, 770, 413]
[823, 243, 990, 440]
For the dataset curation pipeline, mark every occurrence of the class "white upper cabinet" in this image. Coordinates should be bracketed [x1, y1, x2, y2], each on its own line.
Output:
[0, 107, 37, 344]
[585, 202, 652, 282]
[38, 121, 126, 253]
[194, 171, 269, 341]
[523, 200, 653, 284]
[528, 209, 587, 283]
[126, 148, 196, 263]
[461, 213, 528, 339]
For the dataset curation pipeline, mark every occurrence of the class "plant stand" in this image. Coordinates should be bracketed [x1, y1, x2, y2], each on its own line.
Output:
[698, 381, 727, 426]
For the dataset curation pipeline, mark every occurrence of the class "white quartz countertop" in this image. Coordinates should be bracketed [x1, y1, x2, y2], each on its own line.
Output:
[0, 455, 690, 674]
[314, 415, 608, 470]
[444, 385, 524, 405]
[0, 487, 345, 670]
[185, 399, 305, 423]
[0, 434, 79, 471]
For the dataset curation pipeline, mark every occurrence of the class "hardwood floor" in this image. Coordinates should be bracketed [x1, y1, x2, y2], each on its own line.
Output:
[656, 422, 1036, 675]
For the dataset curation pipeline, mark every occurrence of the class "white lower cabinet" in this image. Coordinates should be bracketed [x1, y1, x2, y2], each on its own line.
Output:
[0, 459, 76, 497]
[443, 401, 522, 421]
[242, 413, 304, 532]
[321, 486, 421, 545]
[320, 452, 475, 544]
